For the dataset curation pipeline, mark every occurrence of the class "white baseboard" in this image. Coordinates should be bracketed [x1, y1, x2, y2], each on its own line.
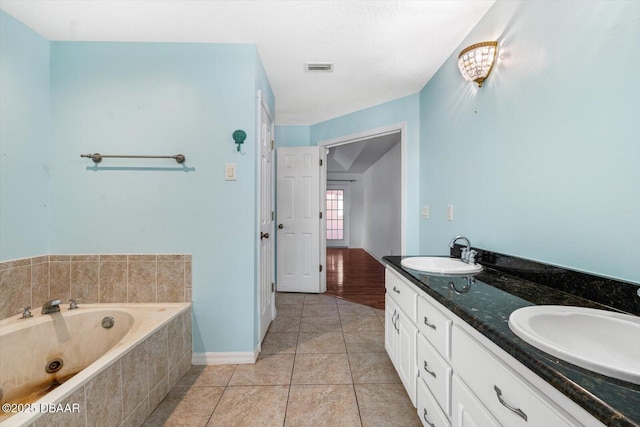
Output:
[192, 347, 259, 365]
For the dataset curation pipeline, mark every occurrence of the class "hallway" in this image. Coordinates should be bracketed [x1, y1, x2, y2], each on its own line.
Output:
[325, 248, 386, 309]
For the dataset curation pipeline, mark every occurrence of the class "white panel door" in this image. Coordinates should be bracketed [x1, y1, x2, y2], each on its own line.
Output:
[276, 146, 322, 293]
[258, 97, 275, 343]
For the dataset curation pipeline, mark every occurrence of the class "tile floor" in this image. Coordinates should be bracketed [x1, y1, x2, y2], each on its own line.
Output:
[143, 292, 422, 426]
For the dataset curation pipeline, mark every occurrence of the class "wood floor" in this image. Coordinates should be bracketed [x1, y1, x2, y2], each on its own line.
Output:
[325, 248, 386, 309]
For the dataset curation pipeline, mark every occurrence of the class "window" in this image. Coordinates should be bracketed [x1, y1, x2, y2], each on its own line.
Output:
[326, 189, 344, 240]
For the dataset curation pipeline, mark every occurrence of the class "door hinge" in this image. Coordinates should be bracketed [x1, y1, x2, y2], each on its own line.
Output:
[271, 140, 274, 150]
[271, 282, 275, 292]
[319, 212, 323, 219]
[271, 211, 275, 221]
[319, 159, 323, 166]
[319, 264, 323, 272]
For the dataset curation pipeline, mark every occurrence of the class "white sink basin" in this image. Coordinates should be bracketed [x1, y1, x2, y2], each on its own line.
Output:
[509, 306, 640, 384]
[400, 257, 482, 275]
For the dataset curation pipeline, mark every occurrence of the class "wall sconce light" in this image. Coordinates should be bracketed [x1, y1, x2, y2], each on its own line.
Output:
[458, 41, 498, 87]
[233, 130, 247, 152]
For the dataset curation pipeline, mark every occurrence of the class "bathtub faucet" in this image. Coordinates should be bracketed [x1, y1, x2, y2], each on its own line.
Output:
[42, 299, 62, 315]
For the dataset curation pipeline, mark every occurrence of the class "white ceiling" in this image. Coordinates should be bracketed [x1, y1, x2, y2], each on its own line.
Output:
[0, 0, 495, 126]
[327, 133, 399, 174]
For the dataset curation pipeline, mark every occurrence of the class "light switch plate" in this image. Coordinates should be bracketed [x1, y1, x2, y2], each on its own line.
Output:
[225, 163, 236, 181]
[421, 206, 430, 219]
[447, 204, 454, 221]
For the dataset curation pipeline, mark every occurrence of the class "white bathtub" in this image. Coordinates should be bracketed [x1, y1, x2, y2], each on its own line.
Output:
[0, 303, 192, 427]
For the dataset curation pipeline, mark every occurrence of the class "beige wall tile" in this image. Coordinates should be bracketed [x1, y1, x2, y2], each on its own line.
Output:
[157, 261, 184, 303]
[31, 255, 49, 264]
[0, 259, 30, 270]
[147, 325, 169, 390]
[0, 253, 190, 320]
[129, 254, 157, 262]
[168, 315, 184, 368]
[70, 255, 99, 262]
[99, 261, 127, 303]
[182, 308, 192, 357]
[148, 377, 169, 418]
[49, 261, 71, 301]
[85, 361, 123, 427]
[121, 343, 149, 420]
[99, 254, 127, 262]
[31, 261, 50, 310]
[0, 266, 31, 320]
[127, 261, 156, 303]
[157, 254, 183, 262]
[33, 385, 86, 427]
[185, 261, 192, 289]
[70, 261, 99, 304]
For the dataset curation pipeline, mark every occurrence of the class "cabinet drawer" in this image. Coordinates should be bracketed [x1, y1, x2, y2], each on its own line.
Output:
[452, 326, 573, 427]
[417, 295, 452, 360]
[386, 268, 418, 321]
[417, 377, 451, 427]
[417, 333, 452, 417]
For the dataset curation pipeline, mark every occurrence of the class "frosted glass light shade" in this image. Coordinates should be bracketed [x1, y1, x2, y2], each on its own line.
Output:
[457, 41, 498, 87]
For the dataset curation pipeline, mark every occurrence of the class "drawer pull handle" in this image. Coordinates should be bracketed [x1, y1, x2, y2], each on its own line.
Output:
[393, 286, 401, 294]
[494, 385, 528, 421]
[395, 313, 400, 334]
[423, 361, 437, 378]
[422, 408, 435, 427]
[423, 317, 437, 330]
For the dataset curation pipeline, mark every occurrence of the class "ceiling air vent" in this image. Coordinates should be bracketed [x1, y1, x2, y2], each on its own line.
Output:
[305, 63, 333, 72]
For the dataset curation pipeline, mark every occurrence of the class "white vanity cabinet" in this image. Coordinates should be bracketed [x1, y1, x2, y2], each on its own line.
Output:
[452, 326, 574, 427]
[451, 374, 500, 427]
[385, 269, 418, 406]
[385, 266, 603, 427]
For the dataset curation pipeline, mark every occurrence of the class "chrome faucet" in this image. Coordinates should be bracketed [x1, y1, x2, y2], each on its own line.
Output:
[449, 235, 477, 265]
[42, 299, 61, 315]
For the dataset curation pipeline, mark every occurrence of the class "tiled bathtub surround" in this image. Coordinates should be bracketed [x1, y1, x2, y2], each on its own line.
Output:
[0, 254, 192, 320]
[22, 306, 192, 427]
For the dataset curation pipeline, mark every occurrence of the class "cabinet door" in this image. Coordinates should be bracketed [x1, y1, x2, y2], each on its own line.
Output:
[385, 294, 399, 363]
[397, 309, 418, 406]
[452, 375, 501, 427]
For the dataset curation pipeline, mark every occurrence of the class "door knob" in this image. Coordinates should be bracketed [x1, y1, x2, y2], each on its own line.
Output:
[260, 232, 270, 239]
[278, 224, 284, 229]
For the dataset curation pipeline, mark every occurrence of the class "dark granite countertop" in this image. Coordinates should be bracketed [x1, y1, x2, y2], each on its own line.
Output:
[383, 254, 640, 427]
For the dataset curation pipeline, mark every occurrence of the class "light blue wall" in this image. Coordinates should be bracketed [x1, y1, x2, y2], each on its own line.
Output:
[309, 95, 422, 254]
[419, 0, 640, 283]
[49, 41, 273, 352]
[0, 11, 51, 260]
[274, 125, 311, 147]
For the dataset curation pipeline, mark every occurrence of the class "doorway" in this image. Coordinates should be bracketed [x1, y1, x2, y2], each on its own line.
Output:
[319, 123, 405, 308]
